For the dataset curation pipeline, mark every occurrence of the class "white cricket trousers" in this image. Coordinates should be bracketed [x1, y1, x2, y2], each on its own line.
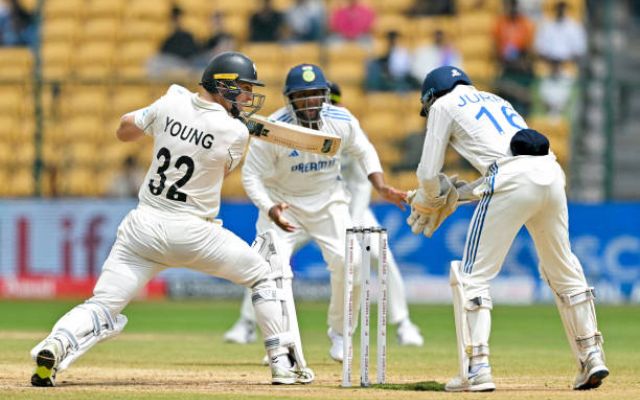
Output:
[253, 199, 359, 335]
[461, 155, 589, 299]
[239, 206, 410, 326]
[93, 205, 270, 315]
[33, 205, 292, 374]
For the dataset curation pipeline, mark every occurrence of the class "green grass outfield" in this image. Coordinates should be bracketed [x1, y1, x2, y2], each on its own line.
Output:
[0, 300, 638, 399]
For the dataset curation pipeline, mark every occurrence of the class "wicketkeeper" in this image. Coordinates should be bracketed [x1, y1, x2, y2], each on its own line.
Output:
[407, 66, 609, 392]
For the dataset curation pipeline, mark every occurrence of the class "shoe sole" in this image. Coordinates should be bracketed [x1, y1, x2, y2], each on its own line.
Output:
[31, 350, 57, 387]
[469, 382, 496, 392]
[398, 340, 424, 347]
[272, 377, 314, 385]
[445, 383, 496, 392]
[575, 368, 609, 390]
[272, 377, 297, 385]
[272, 376, 314, 385]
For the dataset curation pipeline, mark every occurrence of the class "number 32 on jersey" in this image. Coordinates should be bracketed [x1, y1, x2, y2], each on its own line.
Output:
[148, 147, 194, 202]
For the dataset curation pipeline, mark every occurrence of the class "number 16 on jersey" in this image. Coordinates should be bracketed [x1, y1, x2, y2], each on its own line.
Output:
[475, 105, 526, 135]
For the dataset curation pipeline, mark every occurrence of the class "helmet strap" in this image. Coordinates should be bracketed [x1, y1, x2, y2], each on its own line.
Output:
[230, 104, 240, 118]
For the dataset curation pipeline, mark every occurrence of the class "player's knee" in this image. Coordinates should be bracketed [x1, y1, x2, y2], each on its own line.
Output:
[250, 278, 280, 305]
[544, 270, 590, 298]
[241, 259, 273, 289]
[325, 252, 344, 273]
[465, 294, 493, 311]
[84, 295, 122, 320]
[464, 280, 490, 301]
[326, 250, 362, 273]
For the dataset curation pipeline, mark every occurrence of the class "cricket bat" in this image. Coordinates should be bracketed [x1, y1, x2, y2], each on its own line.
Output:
[246, 114, 341, 156]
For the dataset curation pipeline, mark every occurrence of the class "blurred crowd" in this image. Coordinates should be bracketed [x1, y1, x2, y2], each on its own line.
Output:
[0, 0, 37, 47]
[0, 0, 626, 198]
[1, 0, 590, 121]
[144, 0, 588, 117]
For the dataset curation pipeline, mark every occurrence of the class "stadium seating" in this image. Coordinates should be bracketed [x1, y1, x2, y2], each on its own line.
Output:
[11, 167, 35, 197]
[41, 18, 78, 42]
[85, 0, 125, 19]
[0, 48, 33, 80]
[42, 0, 84, 19]
[41, 42, 73, 79]
[0, 0, 585, 197]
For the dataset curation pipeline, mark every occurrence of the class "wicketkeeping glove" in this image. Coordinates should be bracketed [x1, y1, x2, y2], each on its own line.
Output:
[406, 188, 435, 235]
[407, 174, 484, 237]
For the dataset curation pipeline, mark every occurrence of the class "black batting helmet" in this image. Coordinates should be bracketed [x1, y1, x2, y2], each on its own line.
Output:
[327, 81, 342, 105]
[200, 51, 265, 118]
[200, 51, 264, 93]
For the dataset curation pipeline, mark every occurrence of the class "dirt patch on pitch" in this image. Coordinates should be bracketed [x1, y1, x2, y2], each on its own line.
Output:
[1, 363, 638, 400]
[1, 330, 638, 400]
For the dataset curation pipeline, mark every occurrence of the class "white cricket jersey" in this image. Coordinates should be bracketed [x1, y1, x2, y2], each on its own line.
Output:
[243, 103, 383, 213]
[341, 143, 372, 222]
[417, 84, 529, 182]
[132, 84, 249, 219]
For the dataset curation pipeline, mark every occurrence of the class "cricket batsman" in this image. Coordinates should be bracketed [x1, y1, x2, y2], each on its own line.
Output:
[29, 52, 314, 387]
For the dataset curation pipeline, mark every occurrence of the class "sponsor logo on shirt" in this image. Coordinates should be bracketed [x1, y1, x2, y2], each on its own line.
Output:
[290, 158, 337, 173]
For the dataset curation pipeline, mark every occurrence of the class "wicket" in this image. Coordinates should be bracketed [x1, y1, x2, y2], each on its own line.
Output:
[342, 227, 389, 387]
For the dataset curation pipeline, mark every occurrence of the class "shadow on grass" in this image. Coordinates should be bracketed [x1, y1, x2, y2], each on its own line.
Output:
[370, 381, 445, 391]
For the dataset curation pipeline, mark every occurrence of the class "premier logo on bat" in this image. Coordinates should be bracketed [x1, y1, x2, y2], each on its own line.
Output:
[246, 115, 341, 156]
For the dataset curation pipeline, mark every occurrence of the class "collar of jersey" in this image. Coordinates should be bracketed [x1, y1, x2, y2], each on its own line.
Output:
[192, 93, 226, 111]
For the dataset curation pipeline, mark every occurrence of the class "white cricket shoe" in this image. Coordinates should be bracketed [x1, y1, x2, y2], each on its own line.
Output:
[31, 339, 63, 387]
[573, 351, 609, 390]
[396, 319, 424, 347]
[270, 356, 315, 385]
[223, 317, 257, 344]
[445, 364, 496, 392]
[327, 328, 344, 362]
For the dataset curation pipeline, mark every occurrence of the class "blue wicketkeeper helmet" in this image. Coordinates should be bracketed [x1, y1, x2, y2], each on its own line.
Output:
[284, 64, 330, 96]
[420, 66, 472, 116]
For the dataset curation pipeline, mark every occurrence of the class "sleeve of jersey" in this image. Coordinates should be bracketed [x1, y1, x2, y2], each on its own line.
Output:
[416, 104, 452, 184]
[343, 119, 383, 177]
[345, 164, 372, 221]
[242, 140, 277, 214]
[226, 128, 249, 173]
[132, 97, 163, 136]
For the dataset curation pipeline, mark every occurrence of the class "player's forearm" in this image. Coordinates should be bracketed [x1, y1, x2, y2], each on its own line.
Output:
[367, 172, 387, 193]
[116, 114, 145, 142]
